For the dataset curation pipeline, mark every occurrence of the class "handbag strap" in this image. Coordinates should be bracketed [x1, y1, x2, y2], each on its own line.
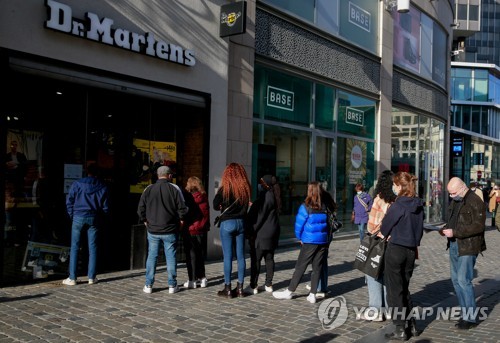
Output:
[357, 195, 369, 211]
[220, 199, 238, 215]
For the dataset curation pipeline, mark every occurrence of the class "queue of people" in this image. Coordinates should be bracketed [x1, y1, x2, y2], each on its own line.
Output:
[58, 160, 491, 337]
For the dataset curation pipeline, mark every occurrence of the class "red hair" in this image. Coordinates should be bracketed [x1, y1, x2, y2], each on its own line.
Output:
[220, 163, 251, 205]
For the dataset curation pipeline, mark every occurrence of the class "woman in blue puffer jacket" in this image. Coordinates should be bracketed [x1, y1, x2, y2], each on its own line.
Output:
[273, 181, 330, 304]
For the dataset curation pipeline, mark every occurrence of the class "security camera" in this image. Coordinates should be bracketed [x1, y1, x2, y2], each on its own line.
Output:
[398, 0, 410, 13]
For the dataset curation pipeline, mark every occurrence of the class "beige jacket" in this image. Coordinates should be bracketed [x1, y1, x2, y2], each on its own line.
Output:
[489, 189, 499, 212]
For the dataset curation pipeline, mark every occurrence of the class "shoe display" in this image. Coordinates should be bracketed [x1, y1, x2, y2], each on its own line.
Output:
[199, 278, 208, 288]
[143, 285, 152, 294]
[273, 289, 292, 300]
[183, 280, 196, 289]
[264, 285, 273, 292]
[306, 293, 316, 304]
[62, 278, 76, 286]
[456, 320, 477, 330]
[88, 278, 98, 285]
[169, 285, 179, 294]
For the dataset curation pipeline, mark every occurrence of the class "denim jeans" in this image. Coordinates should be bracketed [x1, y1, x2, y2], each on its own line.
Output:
[358, 223, 366, 241]
[366, 274, 387, 309]
[449, 240, 478, 322]
[145, 232, 178, 287]
[219, 219, 246, 285]
[69, 216, 98, 280]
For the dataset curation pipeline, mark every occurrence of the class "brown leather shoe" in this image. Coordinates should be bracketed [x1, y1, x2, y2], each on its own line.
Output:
[217, 284, 234, 298]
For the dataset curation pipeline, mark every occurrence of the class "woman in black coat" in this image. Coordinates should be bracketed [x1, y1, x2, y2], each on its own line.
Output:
[246, 175, 281, 294]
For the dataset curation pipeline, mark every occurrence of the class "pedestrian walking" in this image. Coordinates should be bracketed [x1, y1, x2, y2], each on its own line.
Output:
[137, 166, 188, 294]
[213, 162, 251, 298]
[63, 163, 109, 286]
[440, 177, 486, 330]
[352, 183, 372, 241]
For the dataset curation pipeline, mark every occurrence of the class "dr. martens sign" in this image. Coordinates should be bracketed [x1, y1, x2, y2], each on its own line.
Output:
[44, 0, 196, 67]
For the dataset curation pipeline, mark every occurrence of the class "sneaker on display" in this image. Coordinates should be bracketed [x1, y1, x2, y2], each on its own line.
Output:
[62, 278, 76, 286]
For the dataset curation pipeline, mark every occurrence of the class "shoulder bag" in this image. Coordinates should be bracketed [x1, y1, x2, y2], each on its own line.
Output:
[352, 228, 387, 279]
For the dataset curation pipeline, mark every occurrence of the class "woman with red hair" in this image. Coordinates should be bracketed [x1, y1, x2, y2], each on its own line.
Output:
[213, 163, 251, 298]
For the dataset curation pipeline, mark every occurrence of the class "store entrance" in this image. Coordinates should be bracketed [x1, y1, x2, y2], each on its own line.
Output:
[2, 70, 209, 286]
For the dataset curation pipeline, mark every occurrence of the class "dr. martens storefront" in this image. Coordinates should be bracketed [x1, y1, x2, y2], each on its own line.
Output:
[1, 0, 231, 285]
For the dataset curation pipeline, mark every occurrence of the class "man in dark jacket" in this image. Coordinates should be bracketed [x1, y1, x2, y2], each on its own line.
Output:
[137, 166, 188, 294]
[63, 163, 109, 286]
[441, 177, 486, 330]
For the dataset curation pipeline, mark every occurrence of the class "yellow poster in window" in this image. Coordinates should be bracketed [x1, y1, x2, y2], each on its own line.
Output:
[129, 139, 176, 194]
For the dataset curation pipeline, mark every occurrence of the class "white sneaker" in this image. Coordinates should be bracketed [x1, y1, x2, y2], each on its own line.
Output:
[273, 289, 292, 300]
[169, 285, 179, 294]
[62, 278, 76, 286]
[305, 284, 311, 290]
[306, 293, 316, 304]
[88, 278, 98, 285]
[245, 286, 258, 294]
[315, 292, 326, 299]
[143, 285, 152, 294]
[199, 278, 208, 288]
[264, 285, 273, 292]
[183, 280, 196, 289]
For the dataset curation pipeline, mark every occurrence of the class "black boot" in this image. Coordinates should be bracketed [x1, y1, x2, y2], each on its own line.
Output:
[384, 325, 407, 341]
[217, 284, 233, 298]
[408, 318, 421, 337]
[234, 282, 245, 298]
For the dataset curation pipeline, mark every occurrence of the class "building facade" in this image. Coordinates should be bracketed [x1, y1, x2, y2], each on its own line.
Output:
[1, 0, 454, 285]
[451, 0, 500, 188]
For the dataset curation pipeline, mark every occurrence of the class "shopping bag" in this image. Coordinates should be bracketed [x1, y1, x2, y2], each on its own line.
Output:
[353, 231, 386, 278]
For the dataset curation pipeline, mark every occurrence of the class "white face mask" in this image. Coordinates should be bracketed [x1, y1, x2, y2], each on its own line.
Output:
[392, 186, 398, 196]
[357, 191, 362, 195]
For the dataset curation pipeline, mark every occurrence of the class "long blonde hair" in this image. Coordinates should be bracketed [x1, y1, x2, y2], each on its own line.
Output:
[220, 163, 251, 204]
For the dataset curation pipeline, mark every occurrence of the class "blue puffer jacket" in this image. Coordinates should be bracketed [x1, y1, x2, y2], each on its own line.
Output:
[294, 204, 329, 244]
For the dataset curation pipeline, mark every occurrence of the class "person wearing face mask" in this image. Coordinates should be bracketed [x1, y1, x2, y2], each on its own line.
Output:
[380, 172, 424, 340]
[440, 177, 486, 330]
[352, 183, 372, 241]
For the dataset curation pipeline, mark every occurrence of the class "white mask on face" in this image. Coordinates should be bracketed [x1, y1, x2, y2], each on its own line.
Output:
[357, 191, 362, 195]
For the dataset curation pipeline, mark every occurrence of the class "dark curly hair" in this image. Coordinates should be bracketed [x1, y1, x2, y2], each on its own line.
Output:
[375, 170, 397, 203]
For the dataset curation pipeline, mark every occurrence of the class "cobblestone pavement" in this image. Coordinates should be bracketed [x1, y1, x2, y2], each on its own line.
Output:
[1, 226, 499, 342]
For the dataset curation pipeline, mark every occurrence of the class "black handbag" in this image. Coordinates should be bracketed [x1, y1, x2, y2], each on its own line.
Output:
[353, 229, 387, 279]
[326, 207, 342, 233]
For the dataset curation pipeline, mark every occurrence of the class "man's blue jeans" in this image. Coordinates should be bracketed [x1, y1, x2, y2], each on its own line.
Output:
[69, 216, 98, 280]
[145, 232, 178, 287]
[219, 219, 246, 285]
[358, 223, 366, 241]
[449, 240, 478, 322]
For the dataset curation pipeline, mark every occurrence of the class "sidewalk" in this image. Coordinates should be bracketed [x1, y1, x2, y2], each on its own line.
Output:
[1, 227, 499, 342]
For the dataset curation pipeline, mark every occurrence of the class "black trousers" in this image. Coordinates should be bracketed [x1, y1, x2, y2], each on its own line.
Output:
[288, 243, 328, 294]
[249, 240, 275, 288]
[183, 233, 206, 281]
[384, 243, 416, 327]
